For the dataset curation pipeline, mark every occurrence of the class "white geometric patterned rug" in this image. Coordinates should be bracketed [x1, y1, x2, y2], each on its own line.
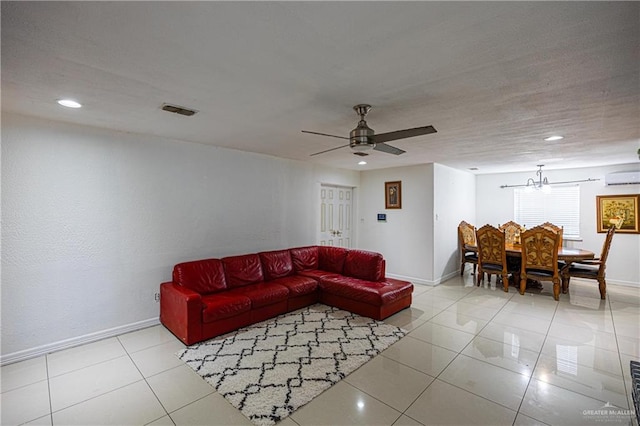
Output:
[177, 303, 406, 426]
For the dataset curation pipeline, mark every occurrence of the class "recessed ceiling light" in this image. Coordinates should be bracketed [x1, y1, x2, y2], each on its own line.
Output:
[544, 135, 564, 141]
[358, 161, 367, 165]
[57, 99, 82, 108]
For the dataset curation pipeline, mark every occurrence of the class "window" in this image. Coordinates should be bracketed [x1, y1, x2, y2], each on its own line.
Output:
[514, 185, 580, 239]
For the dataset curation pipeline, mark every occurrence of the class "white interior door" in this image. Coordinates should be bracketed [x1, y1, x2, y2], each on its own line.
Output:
[319, 185, 353, 247]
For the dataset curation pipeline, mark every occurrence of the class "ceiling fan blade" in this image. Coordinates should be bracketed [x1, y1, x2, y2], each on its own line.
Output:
[301, 130, 350, 140]
[372, 125, 437, 144]
[373, 143, 406, 155]
[310, 144, 351, 156]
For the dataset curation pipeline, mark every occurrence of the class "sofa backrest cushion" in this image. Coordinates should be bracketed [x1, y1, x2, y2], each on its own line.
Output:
[173, 258, 227, 294]
[222, 254, 264, 288]
[290, 246, 319, 271]
[259, 250, 294, 281]
[318, 246, 349, 274]
[343, 249, 385, 281]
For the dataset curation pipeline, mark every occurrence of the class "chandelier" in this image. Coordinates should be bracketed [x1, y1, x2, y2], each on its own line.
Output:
[499, 164, 599, 190]
[526, 165, 551, 192]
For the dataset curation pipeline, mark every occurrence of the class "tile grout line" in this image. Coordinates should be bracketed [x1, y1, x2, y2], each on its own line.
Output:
[38, 335, 177, 425]
[45, 353, 54, 425]
[117, 335, 176, 425]
[510, 294, 560, 425]
[432, 285, 542, 424]
[608, 296, 635, 422]
[392, 285, 524, 424]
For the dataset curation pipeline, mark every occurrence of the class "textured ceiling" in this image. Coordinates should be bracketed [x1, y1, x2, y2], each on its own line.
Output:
[2, 2, 639, 174]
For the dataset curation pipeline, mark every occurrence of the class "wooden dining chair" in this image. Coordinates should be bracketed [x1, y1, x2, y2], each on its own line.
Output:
[519, 226, 562, 300]
[562, 225, 615, 299]
[541, 222, 563, 247]
[476, 224, 511, 292]
[458, 221, 478, 276]
[499, 221, 522, 245]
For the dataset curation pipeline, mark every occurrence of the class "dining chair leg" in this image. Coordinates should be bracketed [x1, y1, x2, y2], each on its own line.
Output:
[519, 276, 527, 295]
[598, 278, 606, 300]
[501, 274, 509, 293]
[561, 275, 569, 294]
[553, 278, 560, 301]
[560, 265, 570, 294]
[460, 262, 464, 276]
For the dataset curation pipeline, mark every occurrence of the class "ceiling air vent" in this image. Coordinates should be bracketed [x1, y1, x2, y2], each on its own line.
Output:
[161, 103, 197, 117]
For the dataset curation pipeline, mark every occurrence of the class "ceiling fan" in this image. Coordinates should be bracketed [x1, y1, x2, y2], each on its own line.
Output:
[303, 104, 437, 157]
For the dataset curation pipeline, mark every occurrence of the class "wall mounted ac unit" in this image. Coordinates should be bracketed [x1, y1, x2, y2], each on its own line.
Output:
[605, 170, 640, 186]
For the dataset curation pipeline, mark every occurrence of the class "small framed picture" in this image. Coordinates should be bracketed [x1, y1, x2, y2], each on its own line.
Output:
[385, 181, 402, 209]
[596, 194, 640, 233]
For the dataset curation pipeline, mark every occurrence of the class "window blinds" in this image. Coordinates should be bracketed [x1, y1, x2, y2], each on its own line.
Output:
[514, 185, 581, 239]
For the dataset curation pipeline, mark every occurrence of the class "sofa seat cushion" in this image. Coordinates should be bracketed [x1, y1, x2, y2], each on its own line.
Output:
[201, 294, 251, 323]
[225, 282, 289, 308]
[270, 275, 318, 297]
[319, 277, 413, 306]
[297, 269, 341, 281]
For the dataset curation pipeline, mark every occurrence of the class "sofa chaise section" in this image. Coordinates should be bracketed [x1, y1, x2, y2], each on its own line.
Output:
[318, 249, 413, 320]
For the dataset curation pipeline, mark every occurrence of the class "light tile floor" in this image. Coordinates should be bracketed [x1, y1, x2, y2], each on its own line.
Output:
[2, 275, 639, 426]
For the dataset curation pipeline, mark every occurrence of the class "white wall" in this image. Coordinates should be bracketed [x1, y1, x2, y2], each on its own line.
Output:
[477, 164, 640, 287]
[1, 113, 358, 362]
[357, 163, 476, 285]
[433, 164, 476, 282]
[358, 165, 434, 284]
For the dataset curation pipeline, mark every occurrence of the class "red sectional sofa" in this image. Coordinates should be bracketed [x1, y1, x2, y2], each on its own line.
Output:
[160, 246, 413, 345]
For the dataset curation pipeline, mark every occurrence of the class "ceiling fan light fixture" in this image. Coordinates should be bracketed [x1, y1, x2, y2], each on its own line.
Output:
[351, 142, 374, 152]
[544, 135, 564, 141]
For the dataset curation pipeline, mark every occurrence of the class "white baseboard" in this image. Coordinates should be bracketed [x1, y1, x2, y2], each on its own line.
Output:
[387, 270, 459, 287]
[434, 270, 460, 286]
[386, 272, 433, 286]
[0, 317, 160, 366]
[607, 279, 640, 288]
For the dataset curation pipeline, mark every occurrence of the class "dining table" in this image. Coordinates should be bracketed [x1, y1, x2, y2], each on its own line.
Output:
[465, 243, 595, 294]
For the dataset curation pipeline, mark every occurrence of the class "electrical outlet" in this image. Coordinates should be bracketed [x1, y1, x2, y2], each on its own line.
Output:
[154, 292, 160, 302]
